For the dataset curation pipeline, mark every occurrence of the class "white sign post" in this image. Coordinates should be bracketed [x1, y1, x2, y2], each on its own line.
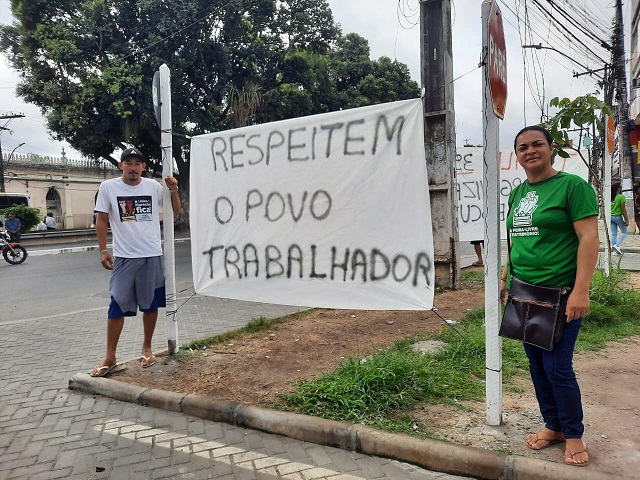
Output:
[154, 64, 179, 355]
[189, 99, 435, 310]
[483, 0, 506, 426]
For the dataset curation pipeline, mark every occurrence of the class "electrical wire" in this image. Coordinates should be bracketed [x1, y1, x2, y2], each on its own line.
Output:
[517, 1, 608, 68]
[543, 0, 611, 50]
[499, 0, 609, 127]
[396, 0, 420, 30]
[501, 0, 612, 69]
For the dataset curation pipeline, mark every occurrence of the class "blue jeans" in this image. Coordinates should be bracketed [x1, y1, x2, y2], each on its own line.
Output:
[523, 318, 583, 438]
[611, 215, 627, 247]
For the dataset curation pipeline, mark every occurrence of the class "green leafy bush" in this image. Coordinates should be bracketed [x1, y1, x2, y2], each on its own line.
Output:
[0, 205, 42, 232]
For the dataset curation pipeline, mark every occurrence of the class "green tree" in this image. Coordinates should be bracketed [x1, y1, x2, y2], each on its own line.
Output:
[1, 205, 42, 232]
[261, 34, 420, 122]
[1, 1, 419, 221]
[1, 0, 286, 183]
[541, 93, 613, 269]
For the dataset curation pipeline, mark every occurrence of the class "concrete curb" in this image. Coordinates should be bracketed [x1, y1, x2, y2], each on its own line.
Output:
[69, 373, 616, 480]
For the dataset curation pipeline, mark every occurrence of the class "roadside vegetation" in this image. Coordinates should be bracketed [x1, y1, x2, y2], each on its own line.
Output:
[177, 268, 640, 437]
[0, 205, 42, 232]
[276, 268, 640, 435]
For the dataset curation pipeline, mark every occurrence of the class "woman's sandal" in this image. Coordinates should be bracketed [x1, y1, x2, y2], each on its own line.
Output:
[565, 440, 589, 467]
[526, 430, 565, 450]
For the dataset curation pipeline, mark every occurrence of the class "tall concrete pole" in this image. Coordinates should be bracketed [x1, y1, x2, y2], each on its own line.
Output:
[420, 0, 460, 289]
[614, 0, 633, 208]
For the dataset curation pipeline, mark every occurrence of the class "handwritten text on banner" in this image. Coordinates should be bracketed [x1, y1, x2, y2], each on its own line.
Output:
[190, 99, 435, 310]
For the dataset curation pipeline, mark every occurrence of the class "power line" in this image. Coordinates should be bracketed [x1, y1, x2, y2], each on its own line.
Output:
[542, 0, 611, 50]
[502, 0, 611, 68]
[531, 0, 610, 64]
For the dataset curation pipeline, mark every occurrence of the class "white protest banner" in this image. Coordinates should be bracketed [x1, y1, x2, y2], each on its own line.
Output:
[456, 146, 589, 242]
[190, 99, 434, 310]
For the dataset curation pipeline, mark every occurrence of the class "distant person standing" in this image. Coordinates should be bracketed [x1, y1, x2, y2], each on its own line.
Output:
[4, 213, 21, 242]
[610, 183, 628, 256]
[44, 212, 57, 230]
[90, 147, 181, 377]
[470, 240, 484, 266]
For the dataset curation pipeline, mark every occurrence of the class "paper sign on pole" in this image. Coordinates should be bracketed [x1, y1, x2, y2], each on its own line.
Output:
[190, 99, 435, 310]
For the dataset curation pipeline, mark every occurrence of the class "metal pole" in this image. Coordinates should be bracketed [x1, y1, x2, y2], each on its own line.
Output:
[159, 64, 179, 355]
[0, 139, 5, 193]
[613, 0, 633, 210]
[482, 0, 502, 427]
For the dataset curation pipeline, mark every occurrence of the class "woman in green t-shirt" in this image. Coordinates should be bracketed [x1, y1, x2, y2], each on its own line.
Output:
[501, 126, 599, 467]
[610, 183, 629, 255]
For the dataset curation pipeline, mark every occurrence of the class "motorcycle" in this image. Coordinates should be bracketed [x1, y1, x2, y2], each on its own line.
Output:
[0, 230, 28, 265]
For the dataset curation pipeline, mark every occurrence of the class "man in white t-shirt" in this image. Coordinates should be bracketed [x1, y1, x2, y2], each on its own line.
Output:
[44, 212, 56, 230]
[90, 147, 181, 377]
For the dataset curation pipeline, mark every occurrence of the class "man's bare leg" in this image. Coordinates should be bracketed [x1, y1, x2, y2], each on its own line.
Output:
[141, 310, 158, 366]
[90, 316, 124, 376]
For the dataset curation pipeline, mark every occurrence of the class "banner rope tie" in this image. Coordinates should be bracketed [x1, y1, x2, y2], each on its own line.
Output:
[430, 307, 465, 338]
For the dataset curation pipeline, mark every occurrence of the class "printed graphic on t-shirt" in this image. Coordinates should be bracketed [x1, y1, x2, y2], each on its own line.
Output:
[117, 196, 153, 222]
[512, 191, 540, 237]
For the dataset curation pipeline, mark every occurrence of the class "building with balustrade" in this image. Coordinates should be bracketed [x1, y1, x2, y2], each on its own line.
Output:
[1, 149, 121, 229]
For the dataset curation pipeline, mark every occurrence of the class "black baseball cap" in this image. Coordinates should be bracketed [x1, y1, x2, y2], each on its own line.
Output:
[120, 147, 145, 162]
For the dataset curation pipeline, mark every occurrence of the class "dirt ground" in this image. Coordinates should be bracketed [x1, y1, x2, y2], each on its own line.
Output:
[110, 270, 640, 479]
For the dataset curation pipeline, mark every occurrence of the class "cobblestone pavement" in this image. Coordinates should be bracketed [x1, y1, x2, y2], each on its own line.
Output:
[0, 284, 470, 479]
[11, 229, 636, 480]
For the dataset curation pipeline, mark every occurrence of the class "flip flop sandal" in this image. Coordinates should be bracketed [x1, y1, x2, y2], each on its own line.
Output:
[472, 261, 484, 266]
[89, 364, 116, 377]
[565, 441, 589, 467]
[526, 432, 565, 450]
[141, 355, 156, 368]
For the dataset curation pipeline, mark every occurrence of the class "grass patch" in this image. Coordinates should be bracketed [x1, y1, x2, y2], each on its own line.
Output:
[278, 267, 640, 430]
[279, 308, 493, 424]
[181, 309, 314, 351]
[460, 269, 486, 286]
[177, 267, 639, 434]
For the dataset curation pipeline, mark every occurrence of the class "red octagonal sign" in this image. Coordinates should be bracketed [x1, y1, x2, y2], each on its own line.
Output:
[488, 0, 507, 119]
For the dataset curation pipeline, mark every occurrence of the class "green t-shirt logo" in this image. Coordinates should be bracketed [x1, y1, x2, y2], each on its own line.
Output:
[513, 191, 539, 227]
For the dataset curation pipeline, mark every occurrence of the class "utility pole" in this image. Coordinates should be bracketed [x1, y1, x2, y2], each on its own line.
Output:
[613, 0, 633, 216]
[420, 0, 459, 289]
[0, 113, 26, 193]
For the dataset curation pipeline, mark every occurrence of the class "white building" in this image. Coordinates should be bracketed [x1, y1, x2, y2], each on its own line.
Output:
[1, 150, 120, 229]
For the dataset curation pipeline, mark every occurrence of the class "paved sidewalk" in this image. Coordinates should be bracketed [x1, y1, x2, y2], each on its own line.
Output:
[2, 236, 630, 479]
[0, 245, 471, 479]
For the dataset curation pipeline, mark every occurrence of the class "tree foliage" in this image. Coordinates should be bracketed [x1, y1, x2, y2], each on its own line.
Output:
[1, 0, 419, 199]
[541, 93, 614, 271]
[1, 205, 42, 232]
[542, 94, 612, 160]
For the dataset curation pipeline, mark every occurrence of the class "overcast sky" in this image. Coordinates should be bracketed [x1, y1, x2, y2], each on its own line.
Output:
[0, 0, 616, 159]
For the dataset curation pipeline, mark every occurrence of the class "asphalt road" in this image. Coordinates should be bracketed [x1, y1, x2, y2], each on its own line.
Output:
[0, 242, 194, 322]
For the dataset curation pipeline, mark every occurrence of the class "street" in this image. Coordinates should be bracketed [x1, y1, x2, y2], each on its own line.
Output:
[0, 245, 466, 479]
[0, 243, 194, 321]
